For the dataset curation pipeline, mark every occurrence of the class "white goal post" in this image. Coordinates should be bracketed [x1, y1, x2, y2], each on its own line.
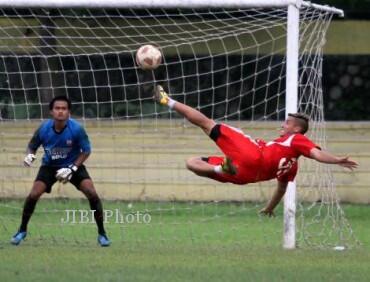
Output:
[0, 0, 347, 249]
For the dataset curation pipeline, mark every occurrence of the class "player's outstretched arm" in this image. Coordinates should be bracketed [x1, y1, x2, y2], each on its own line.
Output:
[309, 148, 358, 171]
[260, 181, 288, 217]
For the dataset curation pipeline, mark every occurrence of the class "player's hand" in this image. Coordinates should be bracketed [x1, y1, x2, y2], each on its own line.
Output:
[259, 207, 275, 217]
[337, 157, 358, 171]
[24, 154, 36, 167]
[56, 165, 78, 183]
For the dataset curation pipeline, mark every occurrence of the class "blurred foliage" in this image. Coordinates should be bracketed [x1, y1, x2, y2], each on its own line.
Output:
[1, 53, 368, 121]
[314, 0, 370, 18]
[315, 0, 370, 9]
[323, 55, 370, 120]
[0, 53, 285, 121]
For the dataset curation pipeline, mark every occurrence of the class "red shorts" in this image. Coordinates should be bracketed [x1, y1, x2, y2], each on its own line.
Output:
[205, 124, 262, 185]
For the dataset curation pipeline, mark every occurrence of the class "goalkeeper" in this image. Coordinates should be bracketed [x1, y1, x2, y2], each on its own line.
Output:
[11, 96, 110, 247]
[154, 85, 358, 216]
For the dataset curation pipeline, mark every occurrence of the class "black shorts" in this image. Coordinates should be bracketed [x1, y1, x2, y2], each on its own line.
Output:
[202, 124, 222, 162]
[35, 165, 91, 193]
[209, 124, 222, 142]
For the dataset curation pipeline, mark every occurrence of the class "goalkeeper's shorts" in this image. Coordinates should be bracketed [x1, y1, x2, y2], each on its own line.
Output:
[35, 165, 91, 193]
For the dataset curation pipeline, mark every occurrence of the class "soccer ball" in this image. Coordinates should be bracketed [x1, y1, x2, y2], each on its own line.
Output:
[135, 44, 162, 70]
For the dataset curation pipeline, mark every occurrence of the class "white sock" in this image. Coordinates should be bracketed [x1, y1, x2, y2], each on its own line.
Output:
[167, 98, 176, 109]
[214, 165, 223, 174]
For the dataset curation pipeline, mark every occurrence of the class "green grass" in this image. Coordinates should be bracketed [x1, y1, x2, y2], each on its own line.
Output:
[0, 200, 369, 281]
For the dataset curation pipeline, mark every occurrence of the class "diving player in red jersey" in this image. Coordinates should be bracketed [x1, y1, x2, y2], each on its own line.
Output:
[153, 85, 358, 216]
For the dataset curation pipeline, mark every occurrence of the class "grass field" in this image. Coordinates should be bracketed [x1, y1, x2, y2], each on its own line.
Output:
[0, 200, 369, 282]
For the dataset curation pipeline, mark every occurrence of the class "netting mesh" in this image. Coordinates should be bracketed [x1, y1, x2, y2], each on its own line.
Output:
[0, 5, 358, 248]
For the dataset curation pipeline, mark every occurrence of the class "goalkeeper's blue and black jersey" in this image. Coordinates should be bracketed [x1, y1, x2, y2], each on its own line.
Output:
[28, 118, 91, 167]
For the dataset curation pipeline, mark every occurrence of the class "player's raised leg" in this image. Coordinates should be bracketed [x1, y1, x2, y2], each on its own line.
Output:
[154, 85, 216, 136]
[78, 179, 111, 247]
[11, 181, 47, 245]
[154, 85, 237, 177]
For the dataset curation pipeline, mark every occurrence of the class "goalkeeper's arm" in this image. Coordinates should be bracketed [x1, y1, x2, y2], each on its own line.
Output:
[24, 150, 37, 167]
[55, 152, 90, 183]
[73, 152, 90, 167]
[24, 126, 42, 167]
[56, 125, 92, 183]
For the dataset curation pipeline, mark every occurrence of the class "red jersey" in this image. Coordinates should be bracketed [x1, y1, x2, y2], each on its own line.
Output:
[257, 134, 320, 182]
[206, 124, 320, 185]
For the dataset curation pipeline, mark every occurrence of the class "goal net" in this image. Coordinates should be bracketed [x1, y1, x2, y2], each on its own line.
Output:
[0, 1, 357, 249]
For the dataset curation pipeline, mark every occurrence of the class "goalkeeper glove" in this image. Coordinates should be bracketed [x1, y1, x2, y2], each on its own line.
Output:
[55, 164, 78, 184]
[24, 154, 36, 167]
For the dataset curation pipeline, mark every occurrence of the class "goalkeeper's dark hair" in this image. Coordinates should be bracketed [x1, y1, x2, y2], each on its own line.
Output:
[288, 113, 310, 134]
[49, 96, 72, 110]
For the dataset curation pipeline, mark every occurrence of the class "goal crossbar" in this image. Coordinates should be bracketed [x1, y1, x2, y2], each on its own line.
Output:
[0, 0, 343, 16]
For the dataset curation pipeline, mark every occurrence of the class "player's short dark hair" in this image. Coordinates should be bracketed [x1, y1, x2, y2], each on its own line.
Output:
[288, 113, 309, 134]
[49, 96, 72, 110]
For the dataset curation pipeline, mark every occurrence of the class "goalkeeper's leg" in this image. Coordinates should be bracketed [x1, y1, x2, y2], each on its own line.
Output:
[19, 181, 46, 231]
[78, 179, 110, 246]
[11, 181, 46, 245]
[154, 85, 216, 135]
